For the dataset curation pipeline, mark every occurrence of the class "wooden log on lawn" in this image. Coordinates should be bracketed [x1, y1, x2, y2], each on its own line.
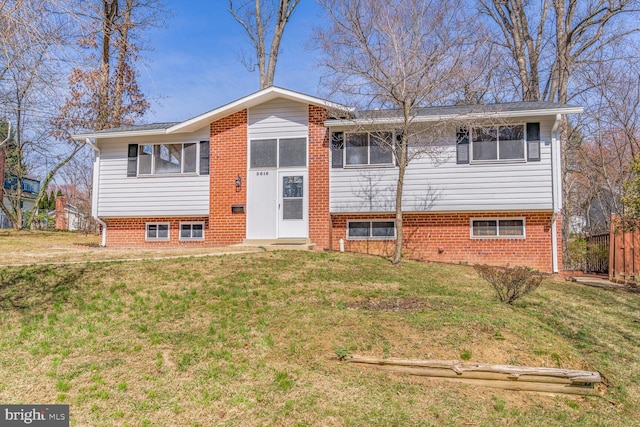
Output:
[345, 355, 601, 395]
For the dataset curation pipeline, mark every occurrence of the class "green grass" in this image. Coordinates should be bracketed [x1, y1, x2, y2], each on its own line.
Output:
[0, 249, 638, 426]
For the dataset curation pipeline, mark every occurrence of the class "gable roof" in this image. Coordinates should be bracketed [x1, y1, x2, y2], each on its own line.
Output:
[325, 101, 583, 127]
[73, 86, 351, 139]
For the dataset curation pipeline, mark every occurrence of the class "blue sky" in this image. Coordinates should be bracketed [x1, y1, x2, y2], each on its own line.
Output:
[138, 1, 326, 123]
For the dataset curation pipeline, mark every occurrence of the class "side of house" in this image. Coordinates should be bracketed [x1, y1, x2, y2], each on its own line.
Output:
[75, 87, 581, 273]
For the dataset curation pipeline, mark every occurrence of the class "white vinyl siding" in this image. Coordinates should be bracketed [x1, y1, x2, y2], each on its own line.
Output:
[96, 132, 210, 217]
[330, 116, 555, 213]
[248, 98, 308, 140]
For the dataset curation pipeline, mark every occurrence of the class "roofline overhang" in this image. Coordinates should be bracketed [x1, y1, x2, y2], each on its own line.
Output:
[324, 106, 584, 128]
[72, 128, 171, 140]
[72, 86, 352, 140]
[168, 86, 352, 134]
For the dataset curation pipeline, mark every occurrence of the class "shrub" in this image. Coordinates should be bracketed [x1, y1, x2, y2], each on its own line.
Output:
[473, 264, 543, 305]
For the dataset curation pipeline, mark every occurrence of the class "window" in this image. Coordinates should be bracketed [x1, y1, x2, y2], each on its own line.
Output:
[180, 222, 204, 240]
[347, 220, 396, 240]
[472, 125, 524, 161]
[344, 132, 394, 166]
[146, 223, 170, 241]
[471, 218, 525, 238]
[331, 132, 344, 168]
[250, 138, 307, 169]
[456, 123, 541, 164]
[132, 142, 206, 176]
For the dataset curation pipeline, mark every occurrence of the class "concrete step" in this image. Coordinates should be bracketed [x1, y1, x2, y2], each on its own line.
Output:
[239, 239, 315, 251]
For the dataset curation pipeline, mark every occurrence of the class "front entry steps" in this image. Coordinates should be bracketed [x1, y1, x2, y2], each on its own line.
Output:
[239, 239, 315, 251]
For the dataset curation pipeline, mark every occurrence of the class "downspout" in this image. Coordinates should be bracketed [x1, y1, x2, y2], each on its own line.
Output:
[85, 138, 107, 247]
[550, 114, 562, 273]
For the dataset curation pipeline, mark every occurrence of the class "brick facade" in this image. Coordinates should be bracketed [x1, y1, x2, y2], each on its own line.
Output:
[95, 96, 562, 273]
[104, 216, 210, 248]
[330, 211, 559, 272]
[209, 109, 248, 245]
[308, 105, 331, 249]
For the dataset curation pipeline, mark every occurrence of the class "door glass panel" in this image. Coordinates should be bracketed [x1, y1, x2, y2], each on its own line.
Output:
[279, 138, 307, 167]
[283, 199, 303, 219]
[282, 176, 303, 220]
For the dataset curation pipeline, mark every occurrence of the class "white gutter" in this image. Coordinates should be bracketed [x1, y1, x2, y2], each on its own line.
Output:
[550, 114, 563, 273]
[85, 138, 107, 247]
[324, 107, 584, 128]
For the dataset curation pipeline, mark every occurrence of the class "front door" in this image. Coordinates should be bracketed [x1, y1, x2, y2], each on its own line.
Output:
[278, 171, 308, 238]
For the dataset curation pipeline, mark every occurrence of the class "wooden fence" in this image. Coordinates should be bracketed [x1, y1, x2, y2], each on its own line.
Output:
[609, 214, 640, 285]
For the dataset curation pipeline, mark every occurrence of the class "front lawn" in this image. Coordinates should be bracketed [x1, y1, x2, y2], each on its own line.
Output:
[0, 249, 637, 426]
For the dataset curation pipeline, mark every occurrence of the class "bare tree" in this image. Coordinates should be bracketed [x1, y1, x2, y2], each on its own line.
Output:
[0, 0, 85, 230]
[53, 0, 164, 136]
[316, 0, 488, 264]
[479, 0, 639, 104]
[228, 0, 301, 89]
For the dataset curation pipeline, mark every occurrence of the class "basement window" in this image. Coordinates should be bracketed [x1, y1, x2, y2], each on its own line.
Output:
[179, 222, 204, 241]
[471, 218, 525, 238]
[146, 223, 170, 241]
[347, 220, 396, 240]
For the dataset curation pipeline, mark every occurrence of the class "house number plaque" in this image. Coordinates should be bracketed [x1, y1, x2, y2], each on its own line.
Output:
[256, 171, 269, 176]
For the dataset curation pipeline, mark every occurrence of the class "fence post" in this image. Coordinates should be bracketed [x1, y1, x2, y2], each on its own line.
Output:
[609, 213, 616, 282]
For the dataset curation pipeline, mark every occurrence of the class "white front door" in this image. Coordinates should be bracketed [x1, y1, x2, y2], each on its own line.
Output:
[278, 171, 308, 238]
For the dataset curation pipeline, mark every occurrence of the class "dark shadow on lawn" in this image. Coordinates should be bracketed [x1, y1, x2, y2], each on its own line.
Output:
[0, 264, 86, 310]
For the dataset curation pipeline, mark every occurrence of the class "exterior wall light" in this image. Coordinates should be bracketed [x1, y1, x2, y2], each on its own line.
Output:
[235, 174, 242, 192]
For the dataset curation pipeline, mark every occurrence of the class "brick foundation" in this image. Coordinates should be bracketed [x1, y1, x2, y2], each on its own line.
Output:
[331, 211, 558, 272]
[105, 217, 211, 248]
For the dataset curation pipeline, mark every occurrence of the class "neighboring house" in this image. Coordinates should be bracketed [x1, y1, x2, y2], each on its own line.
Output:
[54, 196, 81, 231]
[73, 86, 582, 273]
[1, 175, 41, 229]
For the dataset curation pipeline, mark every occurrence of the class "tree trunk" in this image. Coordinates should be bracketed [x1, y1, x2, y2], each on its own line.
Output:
[97, 0, 118, 130]
[112, 0, 133, 126]
[392, 133, 409, 265]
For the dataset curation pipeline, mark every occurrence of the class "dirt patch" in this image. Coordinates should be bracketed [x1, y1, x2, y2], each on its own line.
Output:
[346, 297, 438, 311]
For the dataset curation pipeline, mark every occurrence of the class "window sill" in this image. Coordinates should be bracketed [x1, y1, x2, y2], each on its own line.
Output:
[134, 173, 201, 178]
[343, 164, 396, 169]
[347, 237, 396, 241]
[470, 236, 526, 239]
[469, 159, 527, 165]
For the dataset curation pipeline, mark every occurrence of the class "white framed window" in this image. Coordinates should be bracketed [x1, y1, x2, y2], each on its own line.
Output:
[470, 218, 525, 238]
[137, 143, 198, 175]
[249, 137, 307, 169]
[179, 222, 205, 240]
[471, 125, 525, 162]
[344, 132, 394, 167]
[146, 223, 170, 241]
[347, 220, 396, 240]
[456, 123, 541, 164]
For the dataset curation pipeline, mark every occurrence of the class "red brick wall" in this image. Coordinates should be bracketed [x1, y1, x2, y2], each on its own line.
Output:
[308, 105, 331, 249]
[331, 211, 557, 272]
[209, 109, 248, 244]
[55, 196, 68, 230]
[105, 217, 210, 247]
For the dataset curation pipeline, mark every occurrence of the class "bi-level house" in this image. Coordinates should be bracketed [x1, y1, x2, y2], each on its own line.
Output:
[73, 86, 582, 273]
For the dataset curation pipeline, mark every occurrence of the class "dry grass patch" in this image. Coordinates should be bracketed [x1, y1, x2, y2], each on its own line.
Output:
[0, 249, 638, 425]
[0, 230, 258, 266]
